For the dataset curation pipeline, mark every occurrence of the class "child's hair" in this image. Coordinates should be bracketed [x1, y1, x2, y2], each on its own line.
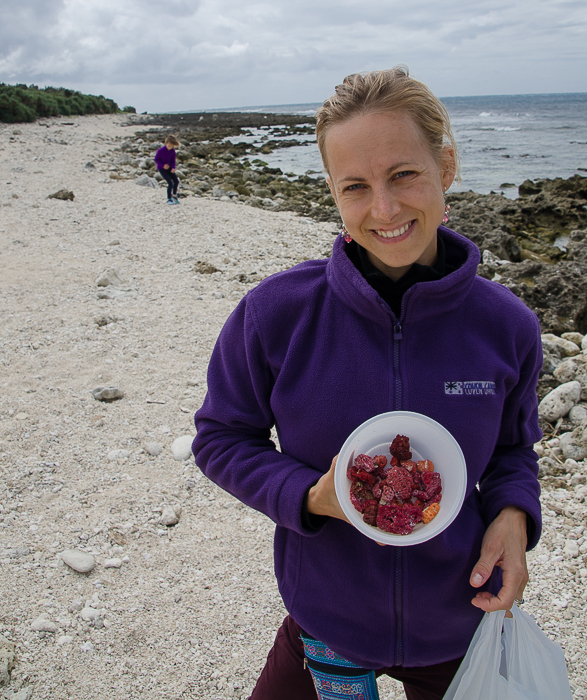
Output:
[165, 135, 180, 148]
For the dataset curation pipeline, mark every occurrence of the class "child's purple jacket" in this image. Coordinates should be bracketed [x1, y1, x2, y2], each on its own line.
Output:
[193, 227, 542, 669]
[154, 145, 176, 171]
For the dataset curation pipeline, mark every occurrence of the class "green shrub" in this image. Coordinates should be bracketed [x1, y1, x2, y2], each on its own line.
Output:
[0, 83, 134, 123]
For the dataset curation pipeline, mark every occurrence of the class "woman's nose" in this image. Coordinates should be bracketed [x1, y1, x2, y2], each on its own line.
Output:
[370, 187, 401, 221]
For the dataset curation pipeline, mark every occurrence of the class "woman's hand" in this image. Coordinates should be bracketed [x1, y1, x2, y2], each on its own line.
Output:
[307, 455, 350, 523]
[164, 164, 170, 170]
[470, 506, 528, 612]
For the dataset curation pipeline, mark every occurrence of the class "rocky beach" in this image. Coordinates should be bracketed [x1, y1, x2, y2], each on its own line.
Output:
[1, 113, 587, 700]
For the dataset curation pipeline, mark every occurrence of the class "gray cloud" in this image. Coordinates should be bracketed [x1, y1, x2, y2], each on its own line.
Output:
[1, 0, 585, 111]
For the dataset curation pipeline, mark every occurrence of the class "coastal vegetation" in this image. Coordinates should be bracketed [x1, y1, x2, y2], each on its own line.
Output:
[0, 83, 135, 123]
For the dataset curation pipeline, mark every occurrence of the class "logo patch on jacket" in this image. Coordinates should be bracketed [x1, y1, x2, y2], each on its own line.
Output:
[445, 381, 496, 396]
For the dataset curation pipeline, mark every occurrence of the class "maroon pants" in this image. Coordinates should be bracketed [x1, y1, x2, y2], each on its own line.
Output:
[249, 616, 463, 700]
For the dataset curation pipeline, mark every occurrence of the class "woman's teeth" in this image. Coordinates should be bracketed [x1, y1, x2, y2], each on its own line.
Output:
[375, 222, 412, 239]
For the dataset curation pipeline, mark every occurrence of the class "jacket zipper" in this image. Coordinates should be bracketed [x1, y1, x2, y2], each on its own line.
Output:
[393, 322, 403, 410]
[392, 320, 404, 665]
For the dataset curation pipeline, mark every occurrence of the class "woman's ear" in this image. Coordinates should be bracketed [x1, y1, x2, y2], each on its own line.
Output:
[440, 147, 456, 191]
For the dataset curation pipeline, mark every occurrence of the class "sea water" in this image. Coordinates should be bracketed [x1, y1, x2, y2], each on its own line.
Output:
[221, 93, 587, 196]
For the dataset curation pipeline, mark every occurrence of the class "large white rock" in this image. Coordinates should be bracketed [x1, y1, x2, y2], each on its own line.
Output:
[171, 435, 194, 461]
[538, 381, 581, 422]
[60, 549, 96, 573]
[564, 540, 580, 558]
[553, 355, 587, 384]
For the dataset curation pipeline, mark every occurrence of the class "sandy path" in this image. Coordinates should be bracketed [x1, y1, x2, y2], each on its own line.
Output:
[0, 115, 585, 700]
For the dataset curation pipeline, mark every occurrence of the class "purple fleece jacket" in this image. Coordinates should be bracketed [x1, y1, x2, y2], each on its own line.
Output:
[193, 227, 542, 669]
[154, 145, 176, 171]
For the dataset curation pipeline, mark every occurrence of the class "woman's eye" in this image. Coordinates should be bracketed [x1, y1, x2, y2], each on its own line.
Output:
[395, 170, 414, 180]
[345, 183, 365, 191]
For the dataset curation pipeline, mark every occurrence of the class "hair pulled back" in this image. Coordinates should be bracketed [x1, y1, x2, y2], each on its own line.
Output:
[316, 66, 460, 179]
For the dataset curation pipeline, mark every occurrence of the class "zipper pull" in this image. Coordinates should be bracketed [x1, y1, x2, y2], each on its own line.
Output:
[394, 322, 403, 340]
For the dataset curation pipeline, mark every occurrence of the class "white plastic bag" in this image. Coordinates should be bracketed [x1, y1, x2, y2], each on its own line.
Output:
[443, 604, 573, 699]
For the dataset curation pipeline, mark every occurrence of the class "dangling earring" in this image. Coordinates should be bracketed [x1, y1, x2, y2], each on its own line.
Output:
[442, 204, 450, 225]
[340, 225, 352, 243]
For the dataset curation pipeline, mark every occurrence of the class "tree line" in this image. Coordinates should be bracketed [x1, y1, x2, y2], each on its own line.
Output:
[0, 83, 135, 123]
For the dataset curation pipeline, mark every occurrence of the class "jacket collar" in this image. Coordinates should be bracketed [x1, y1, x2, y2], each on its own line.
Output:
[326, 226, 481, 325]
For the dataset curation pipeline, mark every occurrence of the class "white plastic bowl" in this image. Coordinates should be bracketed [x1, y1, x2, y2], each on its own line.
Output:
[335, 411, 467, 546]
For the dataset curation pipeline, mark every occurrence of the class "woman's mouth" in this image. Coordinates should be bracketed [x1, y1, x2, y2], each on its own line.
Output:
[373, 220, 415, 239]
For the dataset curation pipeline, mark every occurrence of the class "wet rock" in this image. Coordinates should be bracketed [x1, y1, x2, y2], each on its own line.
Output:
[48, 189, 75, 201]
[538, 381, 581, 422]
[171, 435, 194, 461]
[92, 386, 124, 401]
[84, 162, 96, 171]
[60, 549, 96, 573]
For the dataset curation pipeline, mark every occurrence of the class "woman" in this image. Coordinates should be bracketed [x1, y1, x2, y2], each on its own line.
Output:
[193, 67, 542, 700]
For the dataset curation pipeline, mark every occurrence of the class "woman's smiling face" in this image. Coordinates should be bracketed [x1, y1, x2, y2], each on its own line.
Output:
[325, 110, 455, 281]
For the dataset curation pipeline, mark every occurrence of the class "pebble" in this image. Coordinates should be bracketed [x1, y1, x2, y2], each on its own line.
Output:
[108, 449, 130, 461]
[69, 598, 84, 612]
[31, 614, 57, 632]
[92, 386, 124, 401]
[145, 441, 163, 456]
[60, 549, 96, 573]
[541, 334, 581, 357]
[570, 404, 587, 424]
[104, 557, 122, 568]
[160, 505, 181, 526]
[171, 435, 194, 461]
[81, 641, 94, 652]
[57, 635, 73, 646]
[564, 540, 580, 557]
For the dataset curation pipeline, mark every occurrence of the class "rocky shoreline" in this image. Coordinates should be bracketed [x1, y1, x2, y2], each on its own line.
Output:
[1, 113, 587, 699]
[125, 112, 587, 336]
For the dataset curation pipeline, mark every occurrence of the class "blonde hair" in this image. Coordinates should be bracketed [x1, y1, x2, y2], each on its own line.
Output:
[165, 134, 180, 147]
[316, 66, 460, 180]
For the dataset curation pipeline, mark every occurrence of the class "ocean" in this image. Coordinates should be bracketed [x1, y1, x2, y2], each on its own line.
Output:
[220, 93, 587, 197]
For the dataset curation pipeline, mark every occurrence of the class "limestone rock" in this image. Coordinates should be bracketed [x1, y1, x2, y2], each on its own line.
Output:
[107, 449, 130, 461]
[135, 174, 158, 188]
[160, 505, 181, 526]
[559, 420, 587, 461]
[31, 614, 57, 632]
[171, 435, 194, 461]
[92, 386, 124, 402]
[60, 549, 96, 573]
[542, 334, 581, 358]
[538, 381, 581, 422]
[95, 268, 125, 287]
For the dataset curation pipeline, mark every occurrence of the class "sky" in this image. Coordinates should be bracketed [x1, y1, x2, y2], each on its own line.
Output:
[1, 0, 586, 113]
